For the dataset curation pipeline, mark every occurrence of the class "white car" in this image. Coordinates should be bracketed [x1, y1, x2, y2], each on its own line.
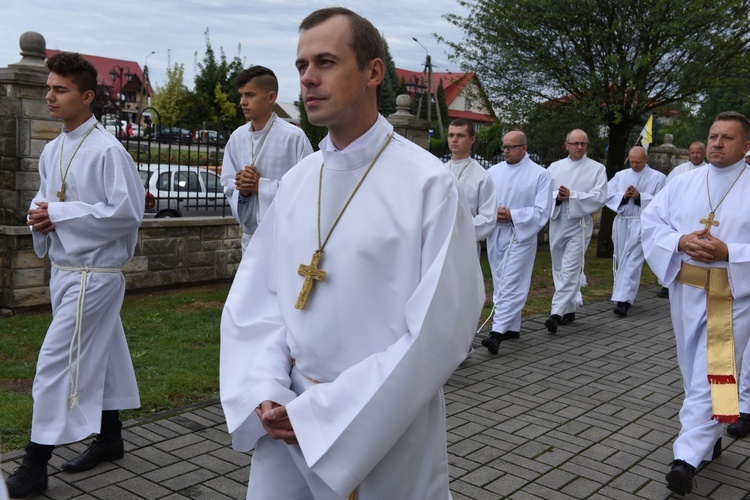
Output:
[138, 164, 230, 218]
[103, 119, 142, 138]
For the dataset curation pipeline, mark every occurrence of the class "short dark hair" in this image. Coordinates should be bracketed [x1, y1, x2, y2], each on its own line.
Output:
[713, 111, 750, 141]
[449, 119, 475, 137]
[45, 51, 97, 96]
[299, 7, 384, 101]
[235, 65, 279, 94]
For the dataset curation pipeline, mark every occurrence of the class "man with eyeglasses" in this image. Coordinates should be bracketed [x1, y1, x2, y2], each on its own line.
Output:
[545, 129, 607, 334]
[481, 131, 552, 354]
[605, 146, 666, 317]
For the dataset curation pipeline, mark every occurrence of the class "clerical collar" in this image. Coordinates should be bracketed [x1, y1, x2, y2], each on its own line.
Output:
[319, 116, 394, 172]
[250, 112, 277, 134]
[63, 115, 97, 137]
[567, 155, 587, 163]
[709, 158, 747, 174]
[319, 115, 382, 153]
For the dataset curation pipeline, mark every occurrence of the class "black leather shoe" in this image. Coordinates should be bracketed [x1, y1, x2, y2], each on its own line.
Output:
[502, 331, 520, 340]
[712, 437, 722, 460]
[665, 459, 696, 496]
[727, 413, 750, 438]
[613, 302, 630, 317]
[61, 438, 124, 473]
[545, 315, 561, 334]
[6, 463, 48, 498]
[560, 313, 575, 325]
[657, 287, 669, 298]
[481, 332, 502, 355]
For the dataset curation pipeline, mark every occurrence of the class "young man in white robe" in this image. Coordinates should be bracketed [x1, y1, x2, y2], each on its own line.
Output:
[606, 146, 665, 316]
[220, 66, 313, 253]
[444, 118, 496, 254]
[220, 8, 484, 499]
[545, 129, 608, 333]
[5, 52, 143, 499]
[481, 131, 552, 354]
[642, 111, 750, 496]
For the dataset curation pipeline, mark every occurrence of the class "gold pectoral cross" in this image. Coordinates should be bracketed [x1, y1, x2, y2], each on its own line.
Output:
[296, 250, 326, 310]
[57, 182, 66, 202]
[700, 211, 719, 230]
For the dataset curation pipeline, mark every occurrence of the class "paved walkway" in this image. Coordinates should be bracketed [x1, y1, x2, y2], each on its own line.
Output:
[3, 285, 750, 499]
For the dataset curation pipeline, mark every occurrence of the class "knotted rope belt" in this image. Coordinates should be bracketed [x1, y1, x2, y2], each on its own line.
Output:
[676, 262, 739, 423]
[52, 262, 122, 411]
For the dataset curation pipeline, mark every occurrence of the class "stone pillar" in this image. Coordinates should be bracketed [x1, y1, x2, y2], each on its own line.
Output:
[0, 32, 56, 311]
[387, 94, 431, 150]
[0, 31, 57, 226]
[647, 134, 688, 175]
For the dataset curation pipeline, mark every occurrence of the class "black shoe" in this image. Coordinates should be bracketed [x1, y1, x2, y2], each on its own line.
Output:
[657, 287, 669, 298]
[6, 462, 48, 498]
[727, 412, 750, 438]
[502, 331, 520, 340]
[61, 438, 124, 473]
[560, 313, 575, 325]
[712, 437, 722, 460]
[481, 332, 502, 355]
[665, 459, 696, 496]
[545, 315, 561, 334]
[613, 302, 630, 317]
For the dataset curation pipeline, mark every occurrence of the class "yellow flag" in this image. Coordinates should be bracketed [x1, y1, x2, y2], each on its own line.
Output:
[639, 115, 653, 151]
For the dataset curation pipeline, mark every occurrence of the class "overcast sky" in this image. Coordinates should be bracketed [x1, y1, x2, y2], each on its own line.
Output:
[1, 0, 470, 104]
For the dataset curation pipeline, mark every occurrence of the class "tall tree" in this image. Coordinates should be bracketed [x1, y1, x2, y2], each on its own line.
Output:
[442, 0, 750, 256]
[379, 37, 400, 116]
[194, 29, 245, 126]
[151, 60, 191, 126]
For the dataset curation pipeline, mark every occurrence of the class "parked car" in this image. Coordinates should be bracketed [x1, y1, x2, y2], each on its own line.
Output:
[195, 129, 227, 147]
[102, 118, 142, 138]
[139, 164, 230, 218]
[153, 127, 193, 145]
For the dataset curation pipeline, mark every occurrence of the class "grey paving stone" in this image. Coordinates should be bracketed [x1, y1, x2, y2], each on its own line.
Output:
[118, 476, 172, 499]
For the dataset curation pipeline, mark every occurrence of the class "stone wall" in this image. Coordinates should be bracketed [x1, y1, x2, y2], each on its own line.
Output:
[1, 217, 242, 311]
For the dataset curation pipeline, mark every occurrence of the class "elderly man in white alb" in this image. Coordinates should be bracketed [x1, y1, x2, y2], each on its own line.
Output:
[545, 129, 607, 334]
[481, 131, 551, 354]
[605, 146, 665, 317]
[444, 118, 496, 254]
[220, 7, 484, 499]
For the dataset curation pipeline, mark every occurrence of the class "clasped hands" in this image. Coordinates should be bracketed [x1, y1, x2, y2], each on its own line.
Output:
[256, 400, 297, 445]
[679, 228, 729, 263]
[236, 165, 260, 196]
[623, 185, 639, 199]
[496, 206, 512, 222]
[27, 202, 55, 234]
[557, 185, 570, 201]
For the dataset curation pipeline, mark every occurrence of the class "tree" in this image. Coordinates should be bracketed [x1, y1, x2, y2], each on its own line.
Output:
[193, 29, 245, 127]
[379, 38, 400, 116]
[442, 0, 750, 256]
[152, 60, 191, 126]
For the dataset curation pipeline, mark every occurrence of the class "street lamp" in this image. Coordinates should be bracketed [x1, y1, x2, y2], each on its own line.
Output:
[412, 37, 443, 137]
[139, 51, 155, 119]
[110, 65, 133, 137]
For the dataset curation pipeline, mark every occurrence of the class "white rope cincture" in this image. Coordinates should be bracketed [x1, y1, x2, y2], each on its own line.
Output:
[477, 227, 517, 334]
[51, 263, 121, 411]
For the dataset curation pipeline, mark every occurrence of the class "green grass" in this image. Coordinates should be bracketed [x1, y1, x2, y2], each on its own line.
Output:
[0, 240, 658, 453]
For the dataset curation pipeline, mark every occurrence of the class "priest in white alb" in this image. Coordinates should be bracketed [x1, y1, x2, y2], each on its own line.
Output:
[667, 141, 706, 183]
[481, 131, 551, 354]
[606, 146, 665, 317]
[220, 8, 484, 499]
[545, 129, 608, 333]
[641, 111, 750, 496]
[220, 66, 313, 253]
[444, 118, 496, 254]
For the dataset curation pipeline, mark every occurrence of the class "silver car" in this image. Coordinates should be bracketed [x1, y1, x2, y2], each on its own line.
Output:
[139, 164, 230, 218]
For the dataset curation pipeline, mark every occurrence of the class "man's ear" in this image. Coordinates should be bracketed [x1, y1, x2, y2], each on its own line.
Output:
[366, 58, 385, 89]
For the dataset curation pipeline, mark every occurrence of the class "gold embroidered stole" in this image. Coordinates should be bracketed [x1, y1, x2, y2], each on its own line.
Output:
[676, 262, 739, 423]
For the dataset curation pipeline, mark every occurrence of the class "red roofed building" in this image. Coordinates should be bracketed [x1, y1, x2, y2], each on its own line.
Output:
[396, 68, 496, 130]
[45, 49, 153, 126]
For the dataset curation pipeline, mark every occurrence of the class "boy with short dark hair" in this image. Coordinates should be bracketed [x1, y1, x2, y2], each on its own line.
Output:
[5, 51, 144, 498]
[220, 65, 313, 252]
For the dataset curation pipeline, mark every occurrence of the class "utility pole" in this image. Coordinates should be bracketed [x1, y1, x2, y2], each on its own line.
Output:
[412, 38, 443, 138]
